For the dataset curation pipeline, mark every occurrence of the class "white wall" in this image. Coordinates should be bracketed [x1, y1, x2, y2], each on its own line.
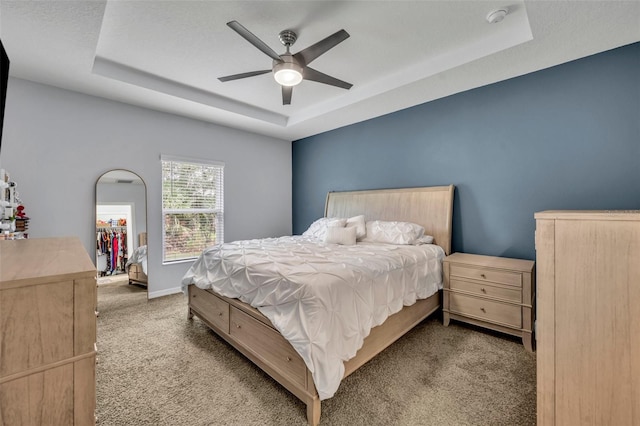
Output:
[1, 77, 292, 297]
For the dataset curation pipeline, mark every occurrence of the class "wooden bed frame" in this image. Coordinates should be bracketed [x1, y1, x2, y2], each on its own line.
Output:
[187, 185, 455, 425]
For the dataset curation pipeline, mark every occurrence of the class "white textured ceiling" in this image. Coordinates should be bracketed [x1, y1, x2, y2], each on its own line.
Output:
[1, 1, 639, 141]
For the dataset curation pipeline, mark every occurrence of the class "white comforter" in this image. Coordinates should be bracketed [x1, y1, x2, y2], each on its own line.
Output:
[181, 236, 444, 400]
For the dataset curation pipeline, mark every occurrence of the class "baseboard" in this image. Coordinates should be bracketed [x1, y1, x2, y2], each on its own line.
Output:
[148, 286, 183, 299]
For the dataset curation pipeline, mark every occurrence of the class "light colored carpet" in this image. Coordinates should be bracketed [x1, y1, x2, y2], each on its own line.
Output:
[96, 283, 536, 425]
[97, 273, 129, 285]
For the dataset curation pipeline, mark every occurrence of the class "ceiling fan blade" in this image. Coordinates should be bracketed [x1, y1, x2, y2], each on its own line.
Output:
[303, 67, 352, 90]
[227, 21, 282, 61]
[218, 69, 271, 82]
[282, 85, 293, 105]
[293, 29, 349, 66]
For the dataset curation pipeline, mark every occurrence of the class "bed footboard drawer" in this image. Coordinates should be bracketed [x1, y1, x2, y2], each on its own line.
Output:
[129, 264, 144, 282]
[189, 286, 230, 333]
[229, 306, 306, 387]
[128, 263, 138, 277]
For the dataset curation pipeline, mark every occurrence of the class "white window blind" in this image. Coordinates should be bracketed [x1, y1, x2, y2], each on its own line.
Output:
[161, 156, 224, 263]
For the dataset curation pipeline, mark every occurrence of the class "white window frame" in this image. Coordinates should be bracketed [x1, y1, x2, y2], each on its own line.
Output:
[161, 155, 224, 264]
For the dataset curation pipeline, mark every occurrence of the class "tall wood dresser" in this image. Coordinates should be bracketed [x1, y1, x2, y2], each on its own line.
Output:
[535, 211, 640, 425]
[0, 237, 97, 425]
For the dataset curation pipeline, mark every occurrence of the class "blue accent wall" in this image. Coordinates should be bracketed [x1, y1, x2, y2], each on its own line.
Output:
[292, 42, 640, 261]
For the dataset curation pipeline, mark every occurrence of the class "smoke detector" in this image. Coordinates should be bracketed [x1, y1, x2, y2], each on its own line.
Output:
[486, 9, 508, 24]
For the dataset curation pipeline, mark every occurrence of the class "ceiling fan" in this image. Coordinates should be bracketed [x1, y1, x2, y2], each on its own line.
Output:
[218, 21, 353, 105]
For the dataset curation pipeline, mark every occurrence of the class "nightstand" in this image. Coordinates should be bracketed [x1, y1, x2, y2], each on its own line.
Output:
[443, 252, 535, 351]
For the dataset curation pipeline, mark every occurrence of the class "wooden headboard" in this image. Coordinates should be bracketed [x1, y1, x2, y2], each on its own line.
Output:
[325, 185, 455, 255]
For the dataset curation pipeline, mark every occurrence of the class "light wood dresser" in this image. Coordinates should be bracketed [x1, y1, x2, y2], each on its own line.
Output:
[443, 252, 535, 351]
[0, 237, 97, 425]
[535, 210, 640, 426]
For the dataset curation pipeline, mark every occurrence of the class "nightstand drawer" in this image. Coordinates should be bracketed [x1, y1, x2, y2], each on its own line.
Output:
[450, 279, 521, 303]
[449, 293, 521, 328]
[450, 265, 521, 287]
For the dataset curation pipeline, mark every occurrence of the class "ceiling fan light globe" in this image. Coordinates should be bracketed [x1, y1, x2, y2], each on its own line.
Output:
[274, 69, 303, 86]
[273, 62, 303, 86]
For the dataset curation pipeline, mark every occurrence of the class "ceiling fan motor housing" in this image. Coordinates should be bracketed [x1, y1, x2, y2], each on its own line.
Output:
[279, 30, 297, 47]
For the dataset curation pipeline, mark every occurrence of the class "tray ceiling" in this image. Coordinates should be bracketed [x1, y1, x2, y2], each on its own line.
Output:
[1, 1, 639, 140]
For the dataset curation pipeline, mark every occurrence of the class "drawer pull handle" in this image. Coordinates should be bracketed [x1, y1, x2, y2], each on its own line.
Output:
[192, 294, 197, 298]
[218, 312, 223, 317]
[480, 307, 486, 313]
[236, 324, 241, 329]
[480, 273, 486, 279]
[481, 288, 486, 293]
[286, 356, 292, 362]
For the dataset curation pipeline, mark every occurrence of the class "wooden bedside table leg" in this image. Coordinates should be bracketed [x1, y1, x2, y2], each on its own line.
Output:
[523, 332, 533, 352]
[443, 262, 450, 326]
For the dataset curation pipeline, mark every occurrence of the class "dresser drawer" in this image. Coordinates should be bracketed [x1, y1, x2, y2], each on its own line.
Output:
[189, 286, 230, 333]
[450, 279, 521, 303]
[449, 293, 521, 329]
[0, 362, 74, 425]
[450, 265, 522, 287]
[1, 281, 74, 376]
[230, 306, 306, 387]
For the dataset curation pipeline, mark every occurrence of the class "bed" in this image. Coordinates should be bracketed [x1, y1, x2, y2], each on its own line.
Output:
[126, 232, 148, 286]
[182, 185, 454, 425]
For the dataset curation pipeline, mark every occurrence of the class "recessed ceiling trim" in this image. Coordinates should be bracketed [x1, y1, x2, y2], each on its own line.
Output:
[92, 55, 288, 126]
[3, 1, 638, 141]
[287, 7, 534, 127]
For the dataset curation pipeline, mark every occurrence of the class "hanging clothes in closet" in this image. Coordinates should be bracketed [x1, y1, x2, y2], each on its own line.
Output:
[96, 227, 128, 276]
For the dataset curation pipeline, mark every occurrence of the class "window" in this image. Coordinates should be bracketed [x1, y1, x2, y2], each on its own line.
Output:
[161, 156, 224, 263]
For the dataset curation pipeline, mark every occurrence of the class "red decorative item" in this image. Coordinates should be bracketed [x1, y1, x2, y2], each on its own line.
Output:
[14, 205, 29, 235]
[15, 205, 26, 218]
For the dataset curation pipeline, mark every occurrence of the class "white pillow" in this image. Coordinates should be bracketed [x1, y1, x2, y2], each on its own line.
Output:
[360, 220, 425, 245]
[324, 226, 357, 245]
[302, 217, 347, 240]
[412, 235, 434, 245]
[346, 215, 366, 239]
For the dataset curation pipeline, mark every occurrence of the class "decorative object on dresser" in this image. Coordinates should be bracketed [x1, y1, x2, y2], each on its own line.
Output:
[443, 252, 535, 352]
[0, 169, 29, 240]
[0, 237, 97, 425]
[535, 210, 640, 425]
